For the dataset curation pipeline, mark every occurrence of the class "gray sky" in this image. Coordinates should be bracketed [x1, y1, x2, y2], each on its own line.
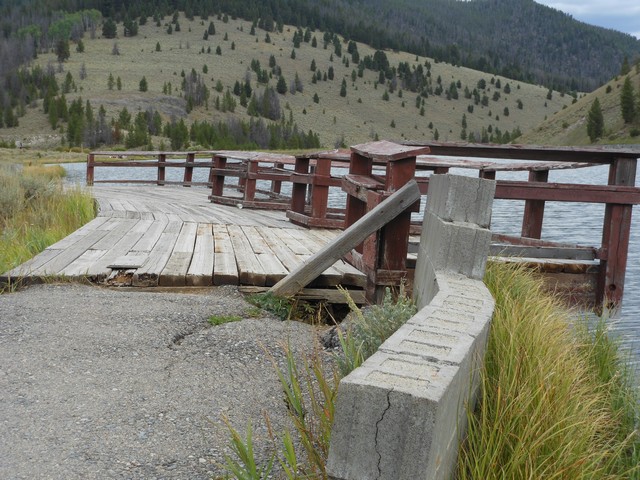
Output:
[535, 1, 640, 38]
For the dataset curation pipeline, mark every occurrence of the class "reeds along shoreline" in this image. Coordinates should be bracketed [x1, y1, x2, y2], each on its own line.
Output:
[458, 262, 640, 480]
[0, 164, 95, 277]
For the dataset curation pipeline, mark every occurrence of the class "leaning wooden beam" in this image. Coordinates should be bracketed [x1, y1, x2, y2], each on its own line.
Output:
[269, 180, 421, 297]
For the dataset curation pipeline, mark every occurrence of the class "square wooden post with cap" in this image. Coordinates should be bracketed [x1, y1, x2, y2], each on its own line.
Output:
[342, 140, 430, 302]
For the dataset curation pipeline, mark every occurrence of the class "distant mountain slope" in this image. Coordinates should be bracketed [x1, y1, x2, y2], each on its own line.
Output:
[1, 0, 639, 92]
[519, 67, 640, 146]
[0, 13, 574, 149]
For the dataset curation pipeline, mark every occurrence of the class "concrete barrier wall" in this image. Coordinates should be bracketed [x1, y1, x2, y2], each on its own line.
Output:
[327, 175, 496, 480]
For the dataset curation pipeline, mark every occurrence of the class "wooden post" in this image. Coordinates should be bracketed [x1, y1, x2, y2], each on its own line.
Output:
[157, 153, 166, 186]
[211, 155, 226, 198]
[342, 141, 430, 302]
[271, 162, 284, 194]
[344, 150, 372, 254]
[86, 153, 95, 186]
[311, 157, 331, 220]
[290, 156, 310, 215]
[597, 157, 637, 310]
[521, 169, 549, 238]
[183, 152, 195, 186]
[245, 160, 258, 202]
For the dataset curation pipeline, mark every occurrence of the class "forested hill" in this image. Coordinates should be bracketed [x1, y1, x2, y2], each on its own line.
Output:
[1, 0, 639, 92]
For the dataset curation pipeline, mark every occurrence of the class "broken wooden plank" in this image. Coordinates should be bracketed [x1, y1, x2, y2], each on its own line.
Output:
[132, 229, 180, 286]
[269, 180, 420, 297]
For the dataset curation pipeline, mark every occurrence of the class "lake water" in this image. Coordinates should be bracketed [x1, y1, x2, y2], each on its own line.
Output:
[61, 160, 640, 367]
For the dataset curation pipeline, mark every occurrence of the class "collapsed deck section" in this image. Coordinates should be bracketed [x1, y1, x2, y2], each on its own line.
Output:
[1, 186, 365, 298]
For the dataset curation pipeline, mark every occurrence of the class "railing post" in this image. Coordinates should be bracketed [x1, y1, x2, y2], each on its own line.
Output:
[289, 155, 310, 217]
[271, 162, 283, 194]
[157, 152, 166, 186]
[86, 153, 94, 186]
[210, 155, 227, 198]
[244, 160, 258, 202]
[311, 157, 331, 221]
[183, 152, 195, 186]
[521, 169, 549, 238]
[342, 141, 430, 302]
[597, 157, 637, 310]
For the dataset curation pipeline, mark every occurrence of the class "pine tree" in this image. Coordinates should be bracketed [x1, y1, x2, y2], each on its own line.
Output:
[621, 56, 631, 75]
[340, 79, 347, 97]
[620, 77, 635, 123]
[276, 76, 287, 94]
[102, 18, 117, 39]
[587, 98, 604, 142]
[139, 76, 148, 92]
[56, 39, 70, 62]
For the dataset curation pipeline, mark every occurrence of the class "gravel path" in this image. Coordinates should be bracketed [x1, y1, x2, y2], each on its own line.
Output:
[0, 284, 320, 479]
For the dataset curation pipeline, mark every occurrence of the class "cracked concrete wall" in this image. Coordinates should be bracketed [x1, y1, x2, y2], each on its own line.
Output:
[327, 175, 496, 480]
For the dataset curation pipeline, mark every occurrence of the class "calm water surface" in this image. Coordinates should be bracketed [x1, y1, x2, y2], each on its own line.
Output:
[62, 160, 640, 366]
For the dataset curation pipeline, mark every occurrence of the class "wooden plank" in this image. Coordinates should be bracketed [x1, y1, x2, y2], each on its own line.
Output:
[107, 255, 148, 269]
[131, 220, 168, 252]
[227, 224, 267, 286]
[151, 219, 197, 282]
[2, 249, 64, 280]
[212, 225, 238, 285]
[159, 252, 192, 286]
[254, 227, 306, 271]
[289, 229, 345, 280]
[404, 141, 640, 164]
[187, 224, 214, 286]
[173, 222, 198, 252]
[84, 219, 154, 277]
[277, 228, 317, 255]
[490, 244, 597, 261]
[351, 140, 430, 162]
[91, 219, 139, 250]
[327, 259, 367, 287]
[239, 286, 366, 304]
[45, 217, 111, 250]
[242, 225, 272, 254]
[269, 180, 421, 297]
[28, 228, 112, 275]
[241, 225, 289, 285]
[60, 250, 108, 276]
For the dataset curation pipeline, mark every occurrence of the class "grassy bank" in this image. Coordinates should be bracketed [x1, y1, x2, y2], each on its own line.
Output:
[224, 265, 639, 479]
[0, 164, 95, 279]
[458, 262, 640, 479]
[0, 147, 87, 166]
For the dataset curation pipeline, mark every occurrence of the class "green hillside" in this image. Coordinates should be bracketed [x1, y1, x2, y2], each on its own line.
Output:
[520, 66, 640, 146]
[0, 13, 574, 150]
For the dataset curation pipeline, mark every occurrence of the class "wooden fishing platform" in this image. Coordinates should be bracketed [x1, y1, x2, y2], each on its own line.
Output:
[3, 140, 640, 309]
[1, 185, 367, 301]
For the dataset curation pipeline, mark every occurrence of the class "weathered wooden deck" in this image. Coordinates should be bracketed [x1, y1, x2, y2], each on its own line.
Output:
[2, 186, 366, 294]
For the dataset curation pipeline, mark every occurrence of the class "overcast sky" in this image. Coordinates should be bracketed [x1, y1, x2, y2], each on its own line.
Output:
[535, 1, 640, 39]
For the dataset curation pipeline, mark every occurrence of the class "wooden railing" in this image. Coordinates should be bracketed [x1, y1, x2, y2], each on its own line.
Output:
[86, 142, 640, 309]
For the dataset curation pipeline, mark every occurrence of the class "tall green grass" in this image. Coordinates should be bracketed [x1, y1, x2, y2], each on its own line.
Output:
[458, 262, 640, 479]
[0, 164, 95, 277]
